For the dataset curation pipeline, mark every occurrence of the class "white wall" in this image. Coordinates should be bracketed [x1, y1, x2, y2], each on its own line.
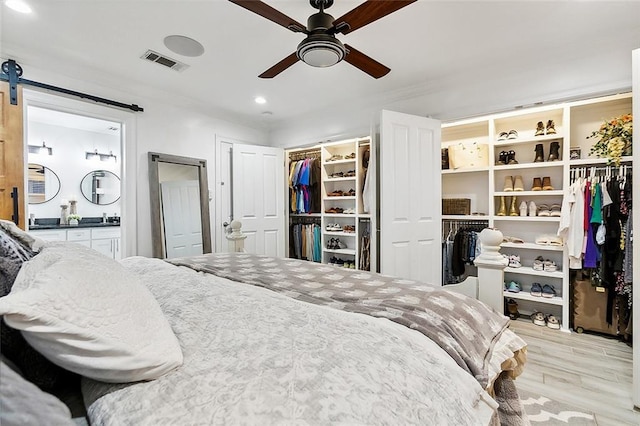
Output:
[27, 121, 121, 220]
[20, 63, 268, 257]
[267, 55, 634, 148]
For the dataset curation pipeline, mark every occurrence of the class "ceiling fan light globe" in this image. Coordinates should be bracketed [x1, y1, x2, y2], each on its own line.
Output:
[297, 36, 345, 67]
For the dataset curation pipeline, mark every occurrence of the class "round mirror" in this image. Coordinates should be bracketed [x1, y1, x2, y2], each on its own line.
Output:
[80, 170, 120, 205]
[28, 163, 61, 204]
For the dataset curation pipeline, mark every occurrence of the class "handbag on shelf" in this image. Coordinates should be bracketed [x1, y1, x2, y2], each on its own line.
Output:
[448, 142, 489, 169]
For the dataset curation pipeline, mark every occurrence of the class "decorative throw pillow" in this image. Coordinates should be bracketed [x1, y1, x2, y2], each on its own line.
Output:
[0, 359, 75, 426]
[0, 226, 74, 392]
[0, 242, 183, 383]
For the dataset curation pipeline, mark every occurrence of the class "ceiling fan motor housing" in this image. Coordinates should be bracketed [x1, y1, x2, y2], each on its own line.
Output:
[297, 11, 345, 67]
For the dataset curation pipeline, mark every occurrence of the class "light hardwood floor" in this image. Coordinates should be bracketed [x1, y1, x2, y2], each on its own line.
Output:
[509, 320, 639, 425]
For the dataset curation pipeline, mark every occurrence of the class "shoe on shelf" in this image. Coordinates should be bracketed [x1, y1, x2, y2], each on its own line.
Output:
[506, 281, 521, 293]
[531, 311, 546, 326]
[509, 196, 519, 216]
[534, 143, 544, 162]
[531, 177, 543, 191]
[535, 235, 563, 246]
[532, 257, 544, 271]
[345, 152, 356, 159]
[535, 121, 545, 136]
[507, 150, 518, 164]
[329, 256, 338, 264]
[537, 204, 550, 216]
[507, 129, 518, 140]
[546, 120, 557, 135]
[513, 175, 524, 191]
[328, 154, 343, 161]
[507, 298, 520, 320]
[497, 196, 507, 216]
[542, 176, 554, 190]
[528, 201, 537, 217]
[497, 150, 508, 165]
[508, 255, 521, 268]
[343, 208, 355, 214]
[530, 282, 543, 297]
[346, 189, 356, 196]
[519, 201, 528, 217]
[497, 132, 509, 141]
[546, 314, 560, 330]
[542, 284, 556, 298]
[504, 176, 514, 192]
[502, 236, 525, 243]
[543, 259, 557, 272]
[550, 204, 561, 217]
[548, 141, 560, 161]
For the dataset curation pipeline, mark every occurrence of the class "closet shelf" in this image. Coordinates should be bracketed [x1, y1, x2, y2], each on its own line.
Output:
[493, 134, 563, 146]
[324, 196, 356, 200]
[442, 167, 489, 174]
[504, 266, 564, 278]
[323, 248, 356, 255]
[325, 177, 356, 182]
[443, 214, 488, 220]
[503, 291, 563, 306]
[500, 242, 564, 251]
[493, 216, 560, 222]
[494, 190, 564, 197]
[324, 213, 357, 218]
[569, 156, 633, 166]
[324, 231, 356, 237]
[290, 213, 322, 217]
[494, 161, 564, 171]
[322, 159, 356, 165]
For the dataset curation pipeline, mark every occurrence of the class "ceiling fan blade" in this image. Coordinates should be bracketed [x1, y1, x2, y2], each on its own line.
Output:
[229, 0, 307, 33]
[259, 52, 300, 78]
[332, 0, 417, 34]
[343, 44, 390, 79]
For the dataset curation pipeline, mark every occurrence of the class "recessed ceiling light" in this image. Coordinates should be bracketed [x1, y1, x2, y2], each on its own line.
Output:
[255, 96, 267, 104]
[163, 35, 205, 57]
[5, 0, 32, 13]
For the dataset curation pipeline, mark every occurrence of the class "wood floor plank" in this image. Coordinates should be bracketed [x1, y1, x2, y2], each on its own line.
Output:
[508, 320, 637, 425]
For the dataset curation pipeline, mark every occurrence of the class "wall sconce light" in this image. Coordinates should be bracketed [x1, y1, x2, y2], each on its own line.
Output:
[86, 149, 117, 163]
[28, 141, 53, 155]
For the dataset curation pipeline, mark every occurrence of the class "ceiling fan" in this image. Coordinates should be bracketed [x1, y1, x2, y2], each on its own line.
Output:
[229, 0, 416, 79]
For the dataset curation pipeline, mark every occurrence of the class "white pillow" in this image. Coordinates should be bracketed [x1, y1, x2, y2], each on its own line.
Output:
[0, 242, 183, 383]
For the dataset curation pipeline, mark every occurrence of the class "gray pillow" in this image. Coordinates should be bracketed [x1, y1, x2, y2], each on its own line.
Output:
[0, 360, 75, 426]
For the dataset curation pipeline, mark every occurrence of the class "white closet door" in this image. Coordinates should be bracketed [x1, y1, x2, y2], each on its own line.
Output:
[380, 110, 442, 285]
[232, 144, 285, 257]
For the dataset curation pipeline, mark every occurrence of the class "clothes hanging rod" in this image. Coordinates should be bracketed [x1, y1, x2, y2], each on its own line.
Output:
[1, 59, 144, 112]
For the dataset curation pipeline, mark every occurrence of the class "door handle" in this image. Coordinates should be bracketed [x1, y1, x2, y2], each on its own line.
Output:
[10, 187, 19, 225]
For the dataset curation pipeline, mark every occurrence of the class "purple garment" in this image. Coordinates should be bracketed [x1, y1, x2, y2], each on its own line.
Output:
[583, 184, 598, 268]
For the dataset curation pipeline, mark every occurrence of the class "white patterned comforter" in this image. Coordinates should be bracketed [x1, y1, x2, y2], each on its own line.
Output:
[82, 257, 500, 425]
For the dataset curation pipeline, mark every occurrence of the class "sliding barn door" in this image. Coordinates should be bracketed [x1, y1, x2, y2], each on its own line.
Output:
[232, 144, 285, 257]
[0, 82, 25, 229]
[379, 110, 442, 285]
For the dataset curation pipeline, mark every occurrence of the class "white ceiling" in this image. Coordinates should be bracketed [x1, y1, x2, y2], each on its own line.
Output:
[2, 1, 640, 133]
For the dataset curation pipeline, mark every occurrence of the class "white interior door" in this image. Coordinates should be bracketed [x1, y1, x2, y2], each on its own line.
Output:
[232, 144, 285, 257]
[161, 180, 203, 258]
[379, 110, 442, 285]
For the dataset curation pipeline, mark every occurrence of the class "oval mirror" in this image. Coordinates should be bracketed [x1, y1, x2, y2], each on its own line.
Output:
[28, 163, 61, 204]
[80, 170, 121, 205]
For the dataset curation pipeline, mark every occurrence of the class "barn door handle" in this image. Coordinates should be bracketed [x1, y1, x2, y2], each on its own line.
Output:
[10, 187, 19, 225]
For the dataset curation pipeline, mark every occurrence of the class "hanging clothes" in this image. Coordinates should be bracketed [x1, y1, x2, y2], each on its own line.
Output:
[289, 222, 322, 262]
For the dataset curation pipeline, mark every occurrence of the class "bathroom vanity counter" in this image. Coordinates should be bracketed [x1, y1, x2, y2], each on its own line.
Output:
[29, 223, 122, 259]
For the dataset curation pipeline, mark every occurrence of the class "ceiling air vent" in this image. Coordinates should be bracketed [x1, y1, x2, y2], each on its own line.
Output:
[140, 50, 189, 72]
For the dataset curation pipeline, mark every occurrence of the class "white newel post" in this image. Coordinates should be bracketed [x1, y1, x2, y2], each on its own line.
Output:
[226, 220, 247, 253]
[473, 228, 507, 313]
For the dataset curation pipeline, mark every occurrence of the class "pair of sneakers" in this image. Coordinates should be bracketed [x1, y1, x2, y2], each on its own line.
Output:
[505, 281, 521, 293]
[531, 311, 560, 329]
[530, 282, 556, 298]
[519, 201, 538, 216]
[533, 256, 557, 272]
[503, 254, 521, 268]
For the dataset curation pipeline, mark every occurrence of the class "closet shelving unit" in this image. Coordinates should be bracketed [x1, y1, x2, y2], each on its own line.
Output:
[442, 92, 632, 332]
[286, 137, 373, 270]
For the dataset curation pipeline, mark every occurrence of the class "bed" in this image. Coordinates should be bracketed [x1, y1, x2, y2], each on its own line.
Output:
[0, 220, 527, 425]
